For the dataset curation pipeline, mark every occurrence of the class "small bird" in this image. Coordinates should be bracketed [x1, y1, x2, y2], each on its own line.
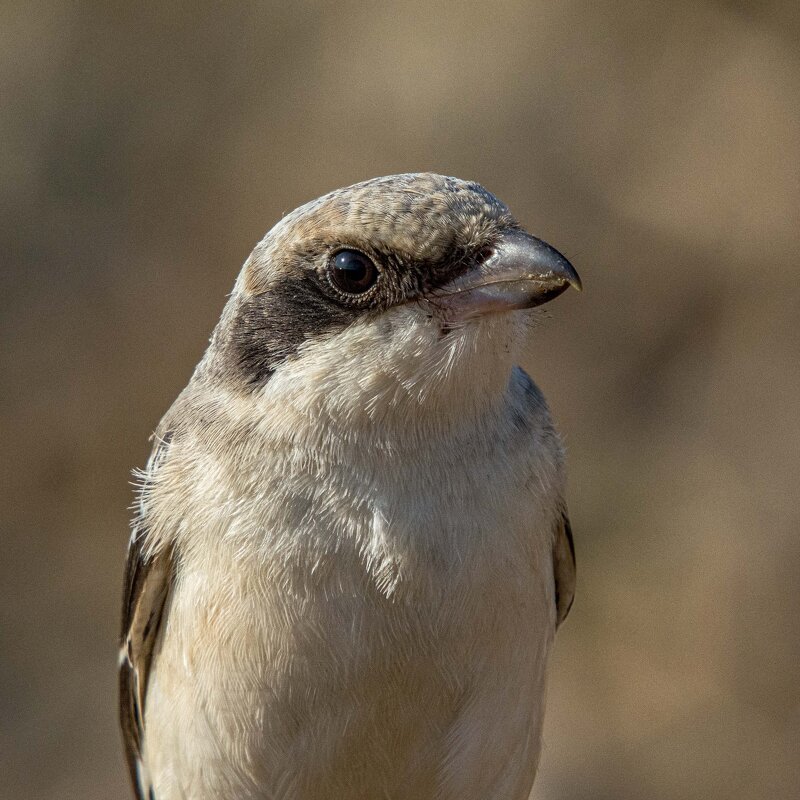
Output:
[119, 173, 579, 800]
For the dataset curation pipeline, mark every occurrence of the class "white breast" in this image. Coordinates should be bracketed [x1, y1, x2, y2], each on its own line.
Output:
[142, 365, 563, 800]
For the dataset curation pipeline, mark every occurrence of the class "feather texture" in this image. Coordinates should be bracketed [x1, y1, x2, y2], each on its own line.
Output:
[553, 512, 576, 627]
[120, 434, 175, 800]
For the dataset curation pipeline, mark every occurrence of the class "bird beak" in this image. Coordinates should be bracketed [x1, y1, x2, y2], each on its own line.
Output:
[433, 230, 581, 321]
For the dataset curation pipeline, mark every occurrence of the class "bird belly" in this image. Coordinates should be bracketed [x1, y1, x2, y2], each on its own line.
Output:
[142, 406, 561, 800]
[142, 525, 554, 800]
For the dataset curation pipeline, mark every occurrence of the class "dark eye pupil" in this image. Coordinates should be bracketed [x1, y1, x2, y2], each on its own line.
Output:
[329, 250, 377, 294]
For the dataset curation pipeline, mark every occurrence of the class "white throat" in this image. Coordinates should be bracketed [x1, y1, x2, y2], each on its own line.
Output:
[254, 305, 524, 448]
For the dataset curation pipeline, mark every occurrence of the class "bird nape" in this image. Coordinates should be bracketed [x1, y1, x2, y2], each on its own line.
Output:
[120, 172, 580, 800]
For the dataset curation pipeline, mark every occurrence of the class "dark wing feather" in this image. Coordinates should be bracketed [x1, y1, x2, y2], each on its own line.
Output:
[553, 510, 576, 626]
[119, 434, 175, 800]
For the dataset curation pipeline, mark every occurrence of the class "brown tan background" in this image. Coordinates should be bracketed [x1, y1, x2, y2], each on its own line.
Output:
[2, 2, 799, 798]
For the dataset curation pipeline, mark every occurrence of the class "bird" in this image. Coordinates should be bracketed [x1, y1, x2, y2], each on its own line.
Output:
[119, 172, 579, 800]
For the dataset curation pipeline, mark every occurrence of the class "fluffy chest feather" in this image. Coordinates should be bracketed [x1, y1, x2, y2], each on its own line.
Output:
[141, 372, 562, 799]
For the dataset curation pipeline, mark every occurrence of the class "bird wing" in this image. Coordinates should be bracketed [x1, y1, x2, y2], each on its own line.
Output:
[119, 434, 175, 800]
[553, 510, 576, 626]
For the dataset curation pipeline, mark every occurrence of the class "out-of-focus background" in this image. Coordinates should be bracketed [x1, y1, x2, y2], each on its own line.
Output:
[2, 2, 798, 798]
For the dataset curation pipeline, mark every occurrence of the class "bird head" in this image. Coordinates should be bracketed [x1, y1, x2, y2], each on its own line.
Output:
[205, 173, 580, 428]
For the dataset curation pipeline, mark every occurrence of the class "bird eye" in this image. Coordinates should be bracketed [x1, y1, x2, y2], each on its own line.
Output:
[328, 249, 378, 295]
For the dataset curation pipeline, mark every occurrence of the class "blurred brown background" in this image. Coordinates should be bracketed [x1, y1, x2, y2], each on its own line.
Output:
[2, 1, 798, 798]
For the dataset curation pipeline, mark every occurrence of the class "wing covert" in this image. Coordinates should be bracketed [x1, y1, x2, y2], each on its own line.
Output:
[119, 433, 175, 799]
[553, 510, 576, 627]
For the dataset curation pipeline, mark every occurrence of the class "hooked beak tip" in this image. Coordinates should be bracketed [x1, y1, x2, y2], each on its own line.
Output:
[508, 231, 581, 295]
[567, 267, 583, 292]
[433, 230, 582, 321]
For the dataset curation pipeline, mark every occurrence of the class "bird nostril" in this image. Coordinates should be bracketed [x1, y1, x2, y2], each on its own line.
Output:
[475, 246, 494, 266]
